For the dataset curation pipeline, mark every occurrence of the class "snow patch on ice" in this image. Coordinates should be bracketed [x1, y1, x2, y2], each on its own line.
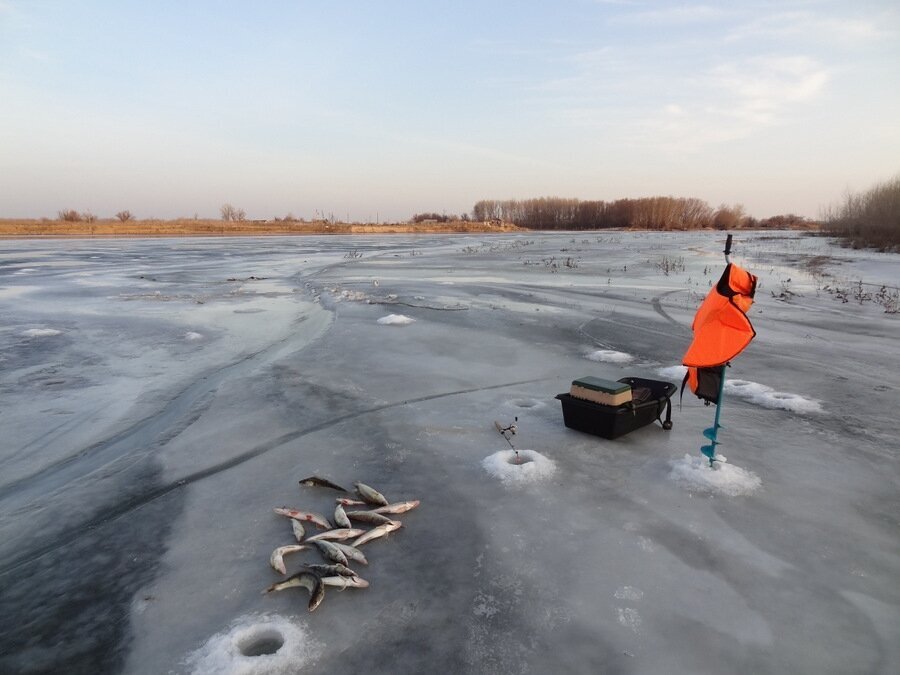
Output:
[184, 331, 204, 341]
[616, 607, 642, 632]
[377, 314, 415, 326]
[657, 365, 687, 380]
[482, 449, 556, 485]
[669, 454, 761, 496]
[338, 290, 368, 302]
[614, 586, 644, 601]
[586, 349, 633, 363]
[725, 379, 823, 414]
[22, 328, 61, 337]
[657, 367, 822, 414]
[183, 613, 321, 675]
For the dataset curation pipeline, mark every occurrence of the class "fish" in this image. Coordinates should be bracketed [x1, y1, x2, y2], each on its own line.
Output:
[310, 539, 349, 566]
[331, 542, 369, 566]
[305, 528, 365, 543]
[303, 563, 357, 578]
[334, 503, 351, 528]
[321, 575, 369, 589]
[270, 544, 307, 575]
[291, 519, 305, 542]
[298, 476, 348, 492]
[336, 497, 366, 506]
[371, 500, 420, 515]
[273, 507, 331, 530]
[354, 481, 389, 506]
[352, 520, 403, 547]
[346, 510, 395, 526]
[263, 571, 326, 612]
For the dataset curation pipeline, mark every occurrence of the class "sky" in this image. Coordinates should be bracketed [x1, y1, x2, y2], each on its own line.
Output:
[1, 0, 898, 222]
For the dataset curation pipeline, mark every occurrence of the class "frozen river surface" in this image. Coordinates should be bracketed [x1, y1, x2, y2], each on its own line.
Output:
[0, 231, 898, 674]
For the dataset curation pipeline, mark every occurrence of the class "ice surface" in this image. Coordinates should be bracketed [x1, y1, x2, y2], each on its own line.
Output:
[0, 232, 898, 675]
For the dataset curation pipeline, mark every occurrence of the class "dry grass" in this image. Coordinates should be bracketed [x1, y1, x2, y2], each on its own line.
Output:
[0, 219, 524, 238]
[823, 175, 900, 251]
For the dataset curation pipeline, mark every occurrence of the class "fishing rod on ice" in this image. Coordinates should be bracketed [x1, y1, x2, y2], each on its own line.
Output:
[494, 417, 521, 464]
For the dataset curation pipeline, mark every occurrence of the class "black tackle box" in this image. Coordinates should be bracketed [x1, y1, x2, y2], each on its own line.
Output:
[556, 376, 676, 439]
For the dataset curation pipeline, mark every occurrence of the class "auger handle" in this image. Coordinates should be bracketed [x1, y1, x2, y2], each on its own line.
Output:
[724, 234, 733, 257]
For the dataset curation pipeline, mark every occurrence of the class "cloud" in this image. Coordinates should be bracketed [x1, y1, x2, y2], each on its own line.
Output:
[613, 4, 730, 24]
[630, 55, 830, 152]
[726, 10, 896, 45]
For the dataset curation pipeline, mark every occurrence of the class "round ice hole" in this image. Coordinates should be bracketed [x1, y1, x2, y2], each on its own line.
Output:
[730, 381, 750, 387]
[512, 399, 537, 408]
[772, 393, 794, 400]
[507, 454, 535, 465]
[238, 629, 285, 657]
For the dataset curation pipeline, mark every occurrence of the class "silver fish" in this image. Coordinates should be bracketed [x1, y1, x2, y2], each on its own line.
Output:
[334, 503, 351, 528]
[346, 510, 394, 526]
[270, 544, 307, 575]
[310, 539, 349, 566]
[331, 542, 369, 566]
[291, 519, 305, 542]
[352, 520, 403, 547]
[321, 575, 369, 589]
[372, 500, 420, 515]
[303, 563, 357, 578]
[305, 528, 365, 543]
[336, 497, 366, 507]
[354, 481, 389, 506]
[273, 507, 331, 530]
[298, 475, 348, 492]
[264, 571, 326, 612]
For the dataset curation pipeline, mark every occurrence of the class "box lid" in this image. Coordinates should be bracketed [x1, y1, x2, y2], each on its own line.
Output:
[572, 376, 631, 395]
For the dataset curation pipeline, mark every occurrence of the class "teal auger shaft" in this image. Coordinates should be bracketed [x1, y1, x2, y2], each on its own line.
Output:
[700, 364, 728, 466]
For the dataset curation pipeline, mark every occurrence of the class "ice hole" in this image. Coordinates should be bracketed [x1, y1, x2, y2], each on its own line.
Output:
[482, 449, 556, 485]
[237, 628, 284, 657]
[512, 399, 537, 408]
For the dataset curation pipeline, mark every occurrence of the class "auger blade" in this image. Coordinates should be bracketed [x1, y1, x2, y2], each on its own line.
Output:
[702, 424, 722, 441]
[700, 444, 717, 461]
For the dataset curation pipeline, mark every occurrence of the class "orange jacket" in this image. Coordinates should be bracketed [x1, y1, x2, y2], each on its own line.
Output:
[683, 263, 757, 368]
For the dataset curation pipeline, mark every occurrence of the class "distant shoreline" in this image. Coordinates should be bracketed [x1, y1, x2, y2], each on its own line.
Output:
[0, 219, 525, 238]
[0, 218, 816, 239]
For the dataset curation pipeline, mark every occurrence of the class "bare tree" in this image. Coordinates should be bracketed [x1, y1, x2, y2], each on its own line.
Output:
[115, 210, 134, 222]
[220, 204, 237, 221]
[58, 209, 81, 222]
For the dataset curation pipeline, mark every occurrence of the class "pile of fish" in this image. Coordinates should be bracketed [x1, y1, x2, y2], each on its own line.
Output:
[263, 476, 419, 612]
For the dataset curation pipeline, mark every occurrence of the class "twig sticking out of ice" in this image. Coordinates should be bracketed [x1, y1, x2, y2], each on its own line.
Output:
[377, 314, 415, 326]
[22, 328, 61, 337]
[587, 349, 633, 364]
[482, 449, 556, 485]
[725, 379, 823, 414]
[183, 613, 322, 675]
[668, 454, 761, 496]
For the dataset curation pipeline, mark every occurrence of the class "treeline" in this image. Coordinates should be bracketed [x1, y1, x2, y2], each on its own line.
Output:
[410, 212, 470, 223]
[823, 174, 900, 251]
[471, 197, 812, 231]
